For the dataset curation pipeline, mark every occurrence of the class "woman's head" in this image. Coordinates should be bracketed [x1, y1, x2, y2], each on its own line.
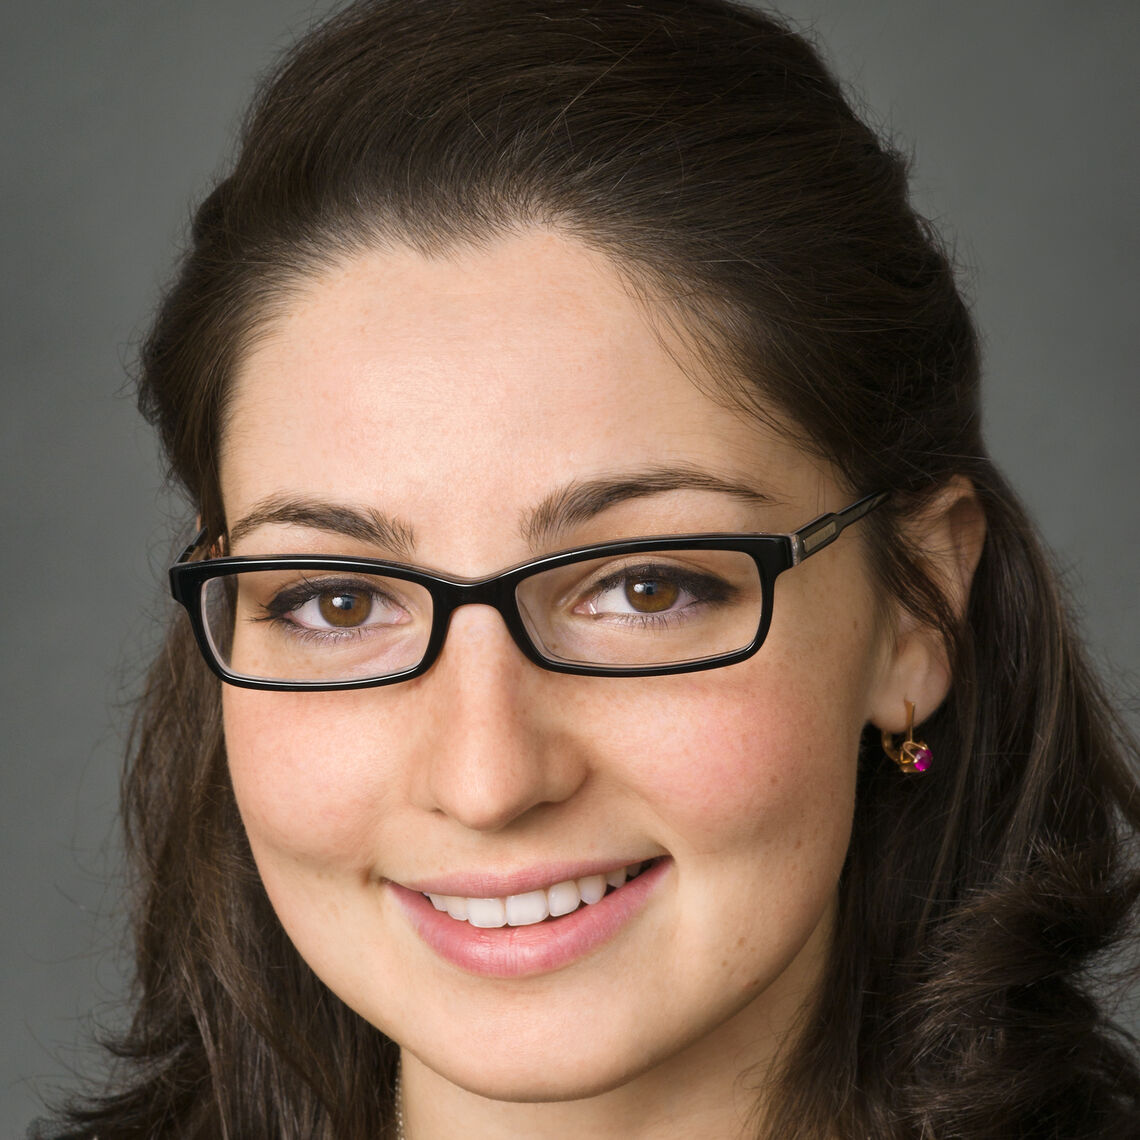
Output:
[143, 0, 980, 1085]
[98, 2, 1137, 1136]
[212, 228, 942, 1102]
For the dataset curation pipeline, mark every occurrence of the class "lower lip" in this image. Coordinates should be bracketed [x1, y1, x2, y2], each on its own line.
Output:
[388, 858, 671, 979]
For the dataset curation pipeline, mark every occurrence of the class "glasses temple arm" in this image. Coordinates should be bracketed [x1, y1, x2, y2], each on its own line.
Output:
[789, 491, 888, 564]
[174, 526, 210, 565]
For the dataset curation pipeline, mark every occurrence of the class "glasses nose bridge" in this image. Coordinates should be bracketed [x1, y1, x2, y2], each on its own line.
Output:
[430, 571, 534, 662]
[440, 572, 515, 611]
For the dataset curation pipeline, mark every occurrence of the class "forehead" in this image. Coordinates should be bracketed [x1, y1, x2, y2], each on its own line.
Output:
[221, 230, 826, 564]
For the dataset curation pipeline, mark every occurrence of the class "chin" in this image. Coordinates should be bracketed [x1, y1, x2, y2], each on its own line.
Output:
[407, 1040, 667, 1105]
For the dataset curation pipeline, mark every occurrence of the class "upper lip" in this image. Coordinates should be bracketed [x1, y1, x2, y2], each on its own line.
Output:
[393, 856, 663, 898]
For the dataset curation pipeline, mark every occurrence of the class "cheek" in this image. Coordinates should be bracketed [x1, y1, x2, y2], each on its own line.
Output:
[604, 650, 866, 865]
[222, 688, 393, 872]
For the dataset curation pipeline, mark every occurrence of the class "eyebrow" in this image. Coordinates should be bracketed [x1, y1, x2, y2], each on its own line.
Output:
[227, 495, 417, 559]
[225, 466, 774, 558]
[520, 465, 775, 547]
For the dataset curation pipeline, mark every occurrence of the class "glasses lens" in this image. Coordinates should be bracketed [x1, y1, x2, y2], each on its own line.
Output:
[515, 548, 764, 668]
[200, 568, 433, 683]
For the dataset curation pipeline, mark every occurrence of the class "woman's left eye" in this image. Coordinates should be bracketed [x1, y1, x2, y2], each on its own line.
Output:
[588, 574, 685, 615]
[575, 564, 718, 620]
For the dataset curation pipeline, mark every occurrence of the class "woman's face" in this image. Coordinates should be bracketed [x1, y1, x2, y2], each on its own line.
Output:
[219, 230, 899, 1104]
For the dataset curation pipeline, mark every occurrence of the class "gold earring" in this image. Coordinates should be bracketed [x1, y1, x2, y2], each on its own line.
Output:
[882, 700, 932, 773]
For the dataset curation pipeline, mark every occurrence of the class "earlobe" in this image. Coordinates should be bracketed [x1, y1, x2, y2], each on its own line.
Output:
[870, 624, 951, 735]
[869, 476, 986, 734]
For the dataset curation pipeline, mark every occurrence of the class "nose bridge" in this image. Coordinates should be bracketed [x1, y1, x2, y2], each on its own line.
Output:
[412, 601, 587, 832]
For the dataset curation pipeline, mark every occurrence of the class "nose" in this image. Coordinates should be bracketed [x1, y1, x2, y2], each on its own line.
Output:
[408, 604, 588, 832]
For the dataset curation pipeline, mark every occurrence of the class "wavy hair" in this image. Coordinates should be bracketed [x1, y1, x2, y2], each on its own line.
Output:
[38, 2, 1140, 1136]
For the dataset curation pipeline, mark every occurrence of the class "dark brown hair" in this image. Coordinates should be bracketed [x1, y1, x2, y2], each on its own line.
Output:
[38, 2, 1140, 1137]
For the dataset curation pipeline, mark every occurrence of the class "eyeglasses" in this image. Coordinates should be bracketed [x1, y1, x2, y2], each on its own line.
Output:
[169, 491, 885, 691]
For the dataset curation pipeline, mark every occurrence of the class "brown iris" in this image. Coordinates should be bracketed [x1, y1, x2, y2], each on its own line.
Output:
[318, 590, 372, 627]
[625, 578, 679, 613]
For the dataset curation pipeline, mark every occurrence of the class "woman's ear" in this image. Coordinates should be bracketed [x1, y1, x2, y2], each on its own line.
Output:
[869, 476, 986, 733]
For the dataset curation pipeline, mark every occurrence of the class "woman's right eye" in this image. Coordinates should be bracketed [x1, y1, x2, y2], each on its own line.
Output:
[297, 588, 382, 629]
[260, 578, 410, 633]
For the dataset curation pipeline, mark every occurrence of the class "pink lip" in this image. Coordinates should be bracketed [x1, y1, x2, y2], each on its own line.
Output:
[389, 857, 671, 978]
[399, 857, 657, 899]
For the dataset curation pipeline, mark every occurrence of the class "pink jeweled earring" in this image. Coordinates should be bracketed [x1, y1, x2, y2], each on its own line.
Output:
[881, 700, 932, 773]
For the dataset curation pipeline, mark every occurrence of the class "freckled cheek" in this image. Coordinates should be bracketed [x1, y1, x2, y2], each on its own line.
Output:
[605, 669, 861, 856]
[222, 690, 389, 867]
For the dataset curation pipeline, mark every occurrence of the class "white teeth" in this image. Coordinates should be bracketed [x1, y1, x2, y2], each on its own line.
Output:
[547, 879, 581, 916]
[577, 874, 607, 904]
[466, 897, 507, 928]
[505, 889, 549, 926]
[424, 861, 653, 927]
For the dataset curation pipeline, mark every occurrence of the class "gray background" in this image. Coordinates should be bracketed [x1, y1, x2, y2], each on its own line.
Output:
[3, 2, 1137, 1131]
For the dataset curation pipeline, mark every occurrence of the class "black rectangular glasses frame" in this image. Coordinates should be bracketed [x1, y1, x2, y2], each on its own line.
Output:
[169, 491, 886, 691]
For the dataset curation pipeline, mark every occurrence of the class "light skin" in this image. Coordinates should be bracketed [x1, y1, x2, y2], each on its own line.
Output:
[218, 229, 978, 1138]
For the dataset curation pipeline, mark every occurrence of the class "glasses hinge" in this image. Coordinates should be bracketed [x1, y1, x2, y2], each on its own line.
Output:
[792, 518, 838, 563]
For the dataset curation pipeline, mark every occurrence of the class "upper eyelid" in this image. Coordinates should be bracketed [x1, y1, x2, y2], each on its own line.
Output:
[262, 575, 394, 601]
[587, 562, 735, 590]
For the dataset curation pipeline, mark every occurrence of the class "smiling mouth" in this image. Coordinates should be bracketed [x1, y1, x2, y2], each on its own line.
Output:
[422, 858, 661, 928]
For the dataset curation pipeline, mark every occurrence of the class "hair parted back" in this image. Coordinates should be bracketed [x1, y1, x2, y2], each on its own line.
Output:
[39, 2, 1140, 1137]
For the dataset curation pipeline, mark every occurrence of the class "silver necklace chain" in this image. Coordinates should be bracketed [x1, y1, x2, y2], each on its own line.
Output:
[394, 1062, 406, 1140]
